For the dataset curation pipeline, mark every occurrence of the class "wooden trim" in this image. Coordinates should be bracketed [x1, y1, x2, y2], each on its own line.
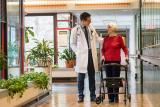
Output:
[26, 12, 71, 16]
[19, 0, 24, 74]
[26, 13, 56, 16]
[56, 28, 71, 30]
[56, 20, 73, 22]
[54, 14, 58, 65]
[1, 22, 5, 79]
[24, 2, 132, 12]
[75, 3, 130, 9]
[76, 3, 130, 6]
[24, 4, 67, 9]
[1, 0, 7, 79]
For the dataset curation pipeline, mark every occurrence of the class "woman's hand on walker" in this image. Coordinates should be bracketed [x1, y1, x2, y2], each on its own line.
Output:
[102, 56, 105, 61]
[125, 56, 129, 64]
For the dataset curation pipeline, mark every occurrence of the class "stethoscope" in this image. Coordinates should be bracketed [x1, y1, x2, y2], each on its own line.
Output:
[76, 24, 94, 40]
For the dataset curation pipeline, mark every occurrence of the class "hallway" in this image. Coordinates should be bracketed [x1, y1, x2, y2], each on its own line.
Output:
[35, 58, 156, 107]
[0, 0, 160, 107]
[36, 83, 153, 107]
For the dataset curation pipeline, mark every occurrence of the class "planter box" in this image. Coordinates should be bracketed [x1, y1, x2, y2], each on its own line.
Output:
[52, 68, 77, 82]
[34, 66, 51, 75]
[25, 66, 52, 90]
[25, 66, 51, 75]
[0, 86, 50, 107]
[52, 68, 77, 77]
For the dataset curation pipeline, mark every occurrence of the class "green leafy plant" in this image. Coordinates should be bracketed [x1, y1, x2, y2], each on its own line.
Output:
[59, 48, 76, 61]
[32, 72, 49, 89]
[59, 48, 76, 68]
[0, 77, 28, 98]
[27, 39, 54, 67]
[25, 27, 35, 43]
[0, 51, 7, 69]
[0, 72, 49, 98]
[22, 72, 49, 89]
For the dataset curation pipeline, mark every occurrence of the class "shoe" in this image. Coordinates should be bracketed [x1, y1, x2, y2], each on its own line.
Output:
[78, 98, 84, 103]
[109, 99, 114, 103]
[90, 97, 96, 102]
[114, 95, 119, 103]
[114, 98, 119, 103]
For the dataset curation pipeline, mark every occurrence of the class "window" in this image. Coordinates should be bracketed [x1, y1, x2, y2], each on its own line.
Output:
[57, 13, 70, 20]
[141, 0, 160, 58]
[24, 16, 54, 71]
[57, 13, 72, 67]
[7, 0, 21, 78]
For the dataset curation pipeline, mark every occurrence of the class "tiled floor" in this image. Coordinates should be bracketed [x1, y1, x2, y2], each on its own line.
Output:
[36, 83, 153, 107]
[36, 58, 160, 107]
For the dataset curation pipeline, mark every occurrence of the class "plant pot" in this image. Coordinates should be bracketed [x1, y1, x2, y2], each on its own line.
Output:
[65, 60, 76, 68]
[38, 59, 51, 67]
[34, 67, 50, 75]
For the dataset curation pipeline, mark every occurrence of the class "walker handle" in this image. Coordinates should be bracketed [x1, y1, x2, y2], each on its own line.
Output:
[125, 59, 129, 64]
[101, 60, 105, 65]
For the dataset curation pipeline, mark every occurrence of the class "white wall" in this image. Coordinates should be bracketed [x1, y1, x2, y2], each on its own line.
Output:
[129, 15, 136, 56]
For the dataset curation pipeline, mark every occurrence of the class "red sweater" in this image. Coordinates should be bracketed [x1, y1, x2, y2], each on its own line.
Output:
[102, 35, 128, 61]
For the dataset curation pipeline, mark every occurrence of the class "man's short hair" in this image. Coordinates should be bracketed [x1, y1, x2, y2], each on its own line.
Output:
[80, 12, 91, 21]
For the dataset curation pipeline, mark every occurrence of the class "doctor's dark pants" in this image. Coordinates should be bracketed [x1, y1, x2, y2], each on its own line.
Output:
[77, 49, 96, 99]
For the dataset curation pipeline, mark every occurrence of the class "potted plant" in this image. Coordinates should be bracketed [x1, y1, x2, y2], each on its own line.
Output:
[0, 51, 7, 69]
[0, 72, 49, 98]
[60, 48, 76, 68]
[27, 39, 54, 67]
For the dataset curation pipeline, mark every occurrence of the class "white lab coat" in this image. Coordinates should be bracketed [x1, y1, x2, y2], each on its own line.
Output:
[70, 24, 103, 73]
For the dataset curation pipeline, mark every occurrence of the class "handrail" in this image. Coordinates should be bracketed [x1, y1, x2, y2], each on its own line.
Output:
[101, 63, 128, 68]
[142, 43, 160, 49]
[140, 55, 160, 66]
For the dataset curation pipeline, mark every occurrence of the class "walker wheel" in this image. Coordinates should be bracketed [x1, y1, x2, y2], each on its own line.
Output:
[128, 94, 131, 102]
[96, 97, 101, 104]
[96, 95, 103, 104]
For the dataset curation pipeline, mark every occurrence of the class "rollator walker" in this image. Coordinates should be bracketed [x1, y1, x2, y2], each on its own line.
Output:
[96, 60, 131, 104]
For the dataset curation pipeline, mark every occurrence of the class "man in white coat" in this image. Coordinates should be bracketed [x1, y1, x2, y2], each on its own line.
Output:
[70, 12, 103, 102]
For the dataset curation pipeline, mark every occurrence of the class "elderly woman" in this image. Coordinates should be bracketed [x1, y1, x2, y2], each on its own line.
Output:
[101, 22, 128, 103]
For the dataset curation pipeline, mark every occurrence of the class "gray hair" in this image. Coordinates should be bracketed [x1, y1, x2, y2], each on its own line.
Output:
[107, 22, 118, 30]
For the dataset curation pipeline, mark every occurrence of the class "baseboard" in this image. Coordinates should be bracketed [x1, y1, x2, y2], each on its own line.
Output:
[52, 77, 77, 82]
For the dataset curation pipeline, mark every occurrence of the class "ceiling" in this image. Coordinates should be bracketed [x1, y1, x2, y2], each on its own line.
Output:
[24, 0, 139, 13]
[23, 0, 139, 29]
[71, 9, 137, 29]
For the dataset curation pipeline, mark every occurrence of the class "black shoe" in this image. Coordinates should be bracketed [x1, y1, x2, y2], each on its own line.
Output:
[78, 98, 84, 103]
[90, 97, 96, 102]
[114, 95, 119, 103]
[114, 98, 119, 103]
[109, 99, 114, 103]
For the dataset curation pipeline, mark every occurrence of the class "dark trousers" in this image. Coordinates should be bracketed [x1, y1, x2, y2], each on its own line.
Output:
[105, 61, 120, 100]
[77, 50, 96, 99]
